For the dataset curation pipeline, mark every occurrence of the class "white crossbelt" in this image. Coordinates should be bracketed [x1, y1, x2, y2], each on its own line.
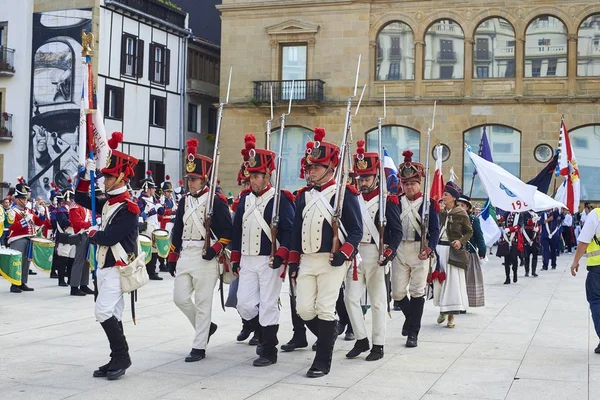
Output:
[521, 227, 536, 246]
[544, 213, 560, 238]
[303, 187, 347, 240]
[183, 194, 208, 239]
[358, 195, 380, 248]
[400, 196, 422, 240]
[242, 189, 278, 245]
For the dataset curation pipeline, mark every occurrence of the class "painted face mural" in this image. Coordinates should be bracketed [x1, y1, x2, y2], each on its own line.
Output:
[28, 9, 92, 199]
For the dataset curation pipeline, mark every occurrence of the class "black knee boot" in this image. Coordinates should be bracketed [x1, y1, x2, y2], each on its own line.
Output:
[238, 316, 259, 342]
[253, 325, 279, 366]
[99, 317, 131, 380]
[147, 254, 162, 280]
[406, 296, 425, 348]
[398, 296, 410, 336]
[524, 256, 530, 277]
[532, 255, 538, 277]
[512, 265, 518, 283]
[281, 296, 308, 352]
[307, 319, 336, 378]
[56, 256, 68, 287]
[504, 262, 511, 284]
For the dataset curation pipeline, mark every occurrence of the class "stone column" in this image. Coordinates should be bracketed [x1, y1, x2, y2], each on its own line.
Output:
[270, 38, 278, 80]
[515, 35, 525, 96]
[464, 37, 474, 97]
[414, 40, 424, 98]
[567, 34, 577, 96]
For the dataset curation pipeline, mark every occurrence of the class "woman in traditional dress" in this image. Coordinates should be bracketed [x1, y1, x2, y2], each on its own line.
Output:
[457, 195, 486, 308]
[434, 182, 473, 328]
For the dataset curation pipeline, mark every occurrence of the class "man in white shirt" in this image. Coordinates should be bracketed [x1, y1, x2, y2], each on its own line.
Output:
[561, 209, 574, 254]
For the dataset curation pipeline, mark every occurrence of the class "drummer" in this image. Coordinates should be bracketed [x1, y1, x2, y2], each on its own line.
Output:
[6, 177, 47, 293]
[158, 176, 176, 272]
[65, 182, 94, 296]
[137, 171, 165, 280]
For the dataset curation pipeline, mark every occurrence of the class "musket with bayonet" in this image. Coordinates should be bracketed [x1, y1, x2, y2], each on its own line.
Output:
[377, 86, 387, 262]
[204, 67, 232, 254]
[331, 55, 365, 261]
[270, 81, 294, 261]
[265, 85, 274, 151]
[420, 101, 436, 253]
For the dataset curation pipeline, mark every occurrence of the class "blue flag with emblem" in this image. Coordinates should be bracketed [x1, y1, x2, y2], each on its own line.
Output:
[473, 126, 493, 177]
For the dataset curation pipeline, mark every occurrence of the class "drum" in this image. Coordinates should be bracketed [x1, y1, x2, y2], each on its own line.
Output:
[139, 234, 152, 264]
[152, 229, 170, 259]
[30, 237, 55, 272]
[0, 248, 22, 286]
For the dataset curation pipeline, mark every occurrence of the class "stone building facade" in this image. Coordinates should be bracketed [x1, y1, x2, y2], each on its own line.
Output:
[217, 0, 600, 202]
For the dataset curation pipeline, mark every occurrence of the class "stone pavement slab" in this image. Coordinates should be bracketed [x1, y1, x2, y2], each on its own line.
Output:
[0, 251, 595, 400]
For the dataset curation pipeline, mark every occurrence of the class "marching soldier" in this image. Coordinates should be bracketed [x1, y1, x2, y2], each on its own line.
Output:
[288, 128, 363, 378]
[521, 211, 541, 277]
[230, 134, 295, 367]
[158, 176, 176, 272]
[497, 211, 522, 283]
[541, 208, 562, 270]
[138, 171, 164, 280]
[392, 150, 440, 348]
[67, 182, 94, 296]
[7, 177, 47, 292]
[344, 140, 402, 361]
[75, 131, 139, 380]
[167, 138, 232, 362]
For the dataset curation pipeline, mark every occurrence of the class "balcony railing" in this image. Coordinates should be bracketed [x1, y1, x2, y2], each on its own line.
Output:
[526, 44, 567, 55]
[474, 50, 492, 61]
[0, 46, 15, 76]
[110, 0, 187, 29]
[253, 80, 325, 103]
[437, 51, 457, 63]
[0, 112, 13, 141]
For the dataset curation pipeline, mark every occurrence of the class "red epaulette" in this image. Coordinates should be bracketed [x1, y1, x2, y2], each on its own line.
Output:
[216, 193, 228, 204]
[296, 186, 310, 198]
[126, 199, 141, 215]
[387, 194, 399, 205]
[239, 188, 251, 196]
[231, 197, 241, 213]
[346, 184, 359, 196]
[281, 189, 295, 203]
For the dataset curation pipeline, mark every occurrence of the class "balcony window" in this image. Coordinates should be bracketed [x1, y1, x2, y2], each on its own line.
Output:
[425, 19, 464, 79]
[578, 13, 600, 77]
[463, 125, 521, 199]
[474, 18, 515, 79]
[149, 95, 166, 127]
[376, 21, 414, 81]
[281, 45, 306, 99]
[105, 85, 124, 120]
[150, 43, 170, 85]
[525, 16, 567, 77]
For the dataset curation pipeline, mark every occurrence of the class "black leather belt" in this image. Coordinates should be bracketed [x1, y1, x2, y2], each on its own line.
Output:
[439, 240, 450, 246]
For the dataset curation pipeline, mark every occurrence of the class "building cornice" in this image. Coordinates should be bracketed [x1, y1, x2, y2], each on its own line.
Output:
[218, 0, 354, 13]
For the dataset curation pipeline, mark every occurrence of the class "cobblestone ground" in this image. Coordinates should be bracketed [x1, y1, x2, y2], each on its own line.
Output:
[0, 251, 596, 400]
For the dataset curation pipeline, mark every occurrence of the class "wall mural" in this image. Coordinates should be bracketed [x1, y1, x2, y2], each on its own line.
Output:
[28, 9, 92, 199]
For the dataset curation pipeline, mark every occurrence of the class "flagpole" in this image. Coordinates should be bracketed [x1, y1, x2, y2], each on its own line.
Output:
[81, 30, 98, 295]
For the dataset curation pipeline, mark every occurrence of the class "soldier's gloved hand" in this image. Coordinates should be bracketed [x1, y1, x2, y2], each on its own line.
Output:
[288, 262, 299, 281]
[378, 248, 395, 266]
[167, 252, 179, 277]
[231, 262, 240, 276]
[330, 251, 347, 267]
[202, 247, 217, 260]
[271, 255, 284, 269]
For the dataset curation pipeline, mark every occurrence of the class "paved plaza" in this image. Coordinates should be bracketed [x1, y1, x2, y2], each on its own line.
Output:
[0, 252, 597, 400]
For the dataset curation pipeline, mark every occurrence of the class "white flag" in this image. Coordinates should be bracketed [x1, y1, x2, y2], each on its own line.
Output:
[78, 67, 88, 167]
[466, 148, 537, 212]
[92, 106, 110, 170]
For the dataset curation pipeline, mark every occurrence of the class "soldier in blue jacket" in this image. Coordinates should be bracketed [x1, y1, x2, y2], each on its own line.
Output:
[392, 150, 440, 348]
[75, 131, 140, 380]
[288, 127, 363, 378]
[540, 208, 562, 270]
[230, 134, 295, 367]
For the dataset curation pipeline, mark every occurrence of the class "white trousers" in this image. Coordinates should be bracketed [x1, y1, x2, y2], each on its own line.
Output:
[344, 244, 387, 345]
[236, 255, 283, 327]
[95, 266, 124, 323]
[392, 241, 428, 300]
[296, 253, 349, 322]
[173, 247, 219, 349]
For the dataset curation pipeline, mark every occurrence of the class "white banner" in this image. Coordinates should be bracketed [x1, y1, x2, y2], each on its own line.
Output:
[92, 106, 110, 170]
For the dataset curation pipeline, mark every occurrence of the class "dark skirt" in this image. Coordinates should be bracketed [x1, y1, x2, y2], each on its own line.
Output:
[466, 253, 485, 307]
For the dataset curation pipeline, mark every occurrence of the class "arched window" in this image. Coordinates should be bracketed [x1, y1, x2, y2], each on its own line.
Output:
[473, 18, 516, 78]
[525, 16, 567, 78]
[376, 21, 415, 81]
[463, 125, 521, 199]
[424, 19, 464, 79]
[365, 125, 420, 167]
[270, 126, 312, 191]
[577, 14, 600, 77]
[569, 125, 600, 200]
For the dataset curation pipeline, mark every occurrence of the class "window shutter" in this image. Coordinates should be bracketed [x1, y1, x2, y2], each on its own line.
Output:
[149, 43, 156, 82]
[104, 88, 111, 116]
[164, 48, 171, 85]
[117, 88, 124, 120]
[136, 39, 145, 78]
[159, 97, 166, 127]
[120, 35, 127, 75]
